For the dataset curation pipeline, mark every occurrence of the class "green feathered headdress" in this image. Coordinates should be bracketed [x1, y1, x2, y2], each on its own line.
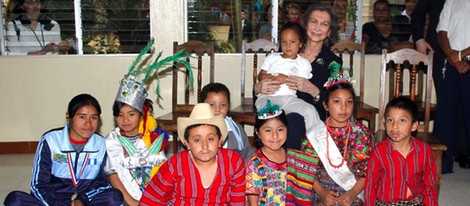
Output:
[114, 38, 193, 111]
[324, 61, 353, 89]
[127, 38, 193, 100]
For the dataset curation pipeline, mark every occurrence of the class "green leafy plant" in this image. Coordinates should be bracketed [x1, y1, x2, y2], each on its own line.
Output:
[216, 40, 235, 53]
[83, 32, 121, 54]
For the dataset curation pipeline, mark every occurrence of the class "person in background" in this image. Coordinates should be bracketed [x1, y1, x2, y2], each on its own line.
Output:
[200, 82, 253, 160]
[3, 94, 124, 206]
[410, 0, 445, 91]
[333, 0, 355, 40]
[139, 103, 246, 205]
[254, 3, 342, 150]
[410, 0, 470, 173]
[241, 9, 253, 41]
[362, 0, 406, 54]
[258, 4, 273, 40]
[365, 96, 437, 205]
[285, 3, 301, 24]
[393, 0, 418, 42]
[399, 0, 417, 22]
[433, 0, 470, 173]
[5, 0, 69, 55]
[129, 0, 151, 53]
[412, 0, 470, 172]
[258, 4, 283, 41]
[229, 9, 253, 42]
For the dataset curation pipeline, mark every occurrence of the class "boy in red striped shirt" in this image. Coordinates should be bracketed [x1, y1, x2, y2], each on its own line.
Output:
[139, 103, 246, 206]
[365, 97, 437, 206]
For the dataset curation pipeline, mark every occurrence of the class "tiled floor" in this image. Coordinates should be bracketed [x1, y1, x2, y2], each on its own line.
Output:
[0, 154, 469, 205]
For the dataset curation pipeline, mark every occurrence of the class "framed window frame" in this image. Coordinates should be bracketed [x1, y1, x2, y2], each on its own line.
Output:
[1, 0, 150, 55]
[184, 0, 365, 54]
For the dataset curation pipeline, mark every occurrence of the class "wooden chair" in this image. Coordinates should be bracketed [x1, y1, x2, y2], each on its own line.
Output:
[231, 39, 277, 126]
[156, 40, 215, 153]
[389, 42, 436, 123]
[375, 48, 447, 193]
[331, 40, 379, 132]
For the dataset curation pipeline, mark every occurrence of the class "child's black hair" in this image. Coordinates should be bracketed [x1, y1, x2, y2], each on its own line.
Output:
[11, 0, 54, 30]
[374, 0, 391, 9]
[253, 111, 289, 149]
[385, 96, 418, 123]
[112, 99, 153, 117]
[324, 82, 357, 119]
[279, 22, 307, 50]
[68, 93, 101, 118]
[199, 82, 231, 106]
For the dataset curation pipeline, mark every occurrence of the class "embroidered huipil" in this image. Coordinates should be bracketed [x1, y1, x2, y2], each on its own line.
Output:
[246, 149, 288, 206]
[105, 127, 167, 200]
[246, 148, 319, 206]
[302, 121, 372, 205]
[365, 137, 437, 206]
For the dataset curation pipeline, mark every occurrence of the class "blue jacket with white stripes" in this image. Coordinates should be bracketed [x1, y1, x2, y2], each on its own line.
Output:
[30, 126, 112, 205]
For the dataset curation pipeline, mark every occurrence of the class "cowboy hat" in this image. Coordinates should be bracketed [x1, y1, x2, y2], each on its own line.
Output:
[177, 103, 228, 143]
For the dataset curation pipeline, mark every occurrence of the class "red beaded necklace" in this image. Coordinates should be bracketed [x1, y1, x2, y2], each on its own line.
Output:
[325, 117, 351, 169]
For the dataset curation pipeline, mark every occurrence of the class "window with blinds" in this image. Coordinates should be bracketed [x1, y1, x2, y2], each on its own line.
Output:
[186, 0, 374, 53]
[1, 0, 388, 55]
[1, 0, 149, 55]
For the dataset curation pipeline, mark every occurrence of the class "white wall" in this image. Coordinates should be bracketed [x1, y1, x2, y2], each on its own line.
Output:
[0, 54, 387, 142]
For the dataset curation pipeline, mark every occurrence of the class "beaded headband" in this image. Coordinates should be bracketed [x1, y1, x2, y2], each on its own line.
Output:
[324, 61, 353, 89]
[257, 100, 283, 120]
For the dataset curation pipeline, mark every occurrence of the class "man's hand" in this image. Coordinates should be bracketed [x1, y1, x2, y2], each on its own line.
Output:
[415, 39, 433, 54]
[453, 61, 470, 74]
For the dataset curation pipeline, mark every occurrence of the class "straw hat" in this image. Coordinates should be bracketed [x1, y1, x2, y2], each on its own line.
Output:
[177, 103, 228, 143]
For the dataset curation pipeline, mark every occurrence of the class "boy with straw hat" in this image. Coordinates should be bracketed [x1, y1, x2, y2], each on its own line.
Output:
[139, 103, 246, 205]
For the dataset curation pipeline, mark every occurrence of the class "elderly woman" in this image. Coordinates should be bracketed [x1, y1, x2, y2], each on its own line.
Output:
[254, 3, 342, 149]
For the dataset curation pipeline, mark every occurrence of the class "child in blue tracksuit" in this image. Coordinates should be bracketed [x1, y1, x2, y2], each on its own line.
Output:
[4, 94, 123, 206]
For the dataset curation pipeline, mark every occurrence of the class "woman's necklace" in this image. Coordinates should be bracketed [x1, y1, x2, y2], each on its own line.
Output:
[325, 117, 351, 169]
[28, 23, 45, 48]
